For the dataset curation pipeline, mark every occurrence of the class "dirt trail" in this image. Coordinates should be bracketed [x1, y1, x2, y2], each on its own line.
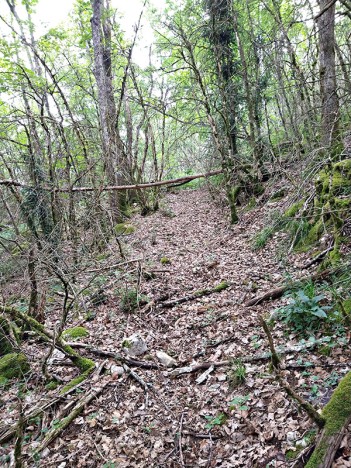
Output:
[3, 188, 342, 467]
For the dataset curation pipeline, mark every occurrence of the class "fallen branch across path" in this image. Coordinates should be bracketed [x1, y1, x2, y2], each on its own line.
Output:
[0, 170, 222, 193]
[245, 268, 336, 307]
[157, 281, 229, 310]
[0, 363, 104, 444]
[0, 306, 95, 393]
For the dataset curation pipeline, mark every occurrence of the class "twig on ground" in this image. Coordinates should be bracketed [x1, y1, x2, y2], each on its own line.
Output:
[179, 412, 185, 468]
[33, 379, 109, 455]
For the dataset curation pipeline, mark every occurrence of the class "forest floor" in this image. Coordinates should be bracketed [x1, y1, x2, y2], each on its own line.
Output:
[1, 188, 351, 467]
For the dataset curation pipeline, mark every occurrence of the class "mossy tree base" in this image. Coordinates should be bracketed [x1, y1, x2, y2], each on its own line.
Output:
[306, 370, 351, 467]
[0, 353, 29, 384]
[0, 306, 95, 393]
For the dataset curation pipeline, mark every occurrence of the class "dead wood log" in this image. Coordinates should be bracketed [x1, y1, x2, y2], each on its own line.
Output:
[302, 245, 334, 270]
[157, 281, 229, 310]
[245, 268, 335, 307]
[68, 343, 159, 369]
[34, 378, 109, 454]
[0, 170, 222, 193]
[306, 370, 351, 468]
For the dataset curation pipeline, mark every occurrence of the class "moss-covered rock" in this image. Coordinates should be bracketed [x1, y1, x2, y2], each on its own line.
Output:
[0, 353, 29, 382]
[114, 223, 135, 236]
[62, 326, 89, 340]
[292, 160, 351, 255]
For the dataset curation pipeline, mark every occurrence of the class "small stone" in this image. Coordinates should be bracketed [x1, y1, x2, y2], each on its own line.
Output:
[296, 438, 308, 448]
[122, 334, 147, 357]
[110, 365, 125, 376]
[217, 373, 227, 382]
[287, 431, 299, 443]
[42, 448, 50, 458]
[156, 351, 177, 367]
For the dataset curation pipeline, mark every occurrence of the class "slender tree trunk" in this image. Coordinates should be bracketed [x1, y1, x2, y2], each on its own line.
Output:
[318, 0, 339, 150]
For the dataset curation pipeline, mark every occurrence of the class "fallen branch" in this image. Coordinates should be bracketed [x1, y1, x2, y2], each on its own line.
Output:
[191, 312, 230, 329]
[169, 337, 332, 377]
[158, 281, 229, 310]
[68, 343, 159, 369]
[34, 378, 109, 454]
[302, 245, 334, 269]
[0, 170, 222, 193]
[260, 316, 324, 428]
[0, 306, 95, 393]
[245, 269, 334, 306]
[87, 257, 143, 273]
[0, 363, 103, 444]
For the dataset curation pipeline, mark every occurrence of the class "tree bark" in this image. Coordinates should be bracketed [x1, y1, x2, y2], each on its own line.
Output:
[318, 0, 339, 149]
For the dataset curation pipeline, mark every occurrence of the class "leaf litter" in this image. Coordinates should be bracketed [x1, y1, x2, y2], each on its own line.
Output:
[1, 188, 350, 467]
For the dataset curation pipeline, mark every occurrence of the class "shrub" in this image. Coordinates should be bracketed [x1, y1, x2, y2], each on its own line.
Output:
[274, 283, 333, 333]
[119, 289, 148, 313]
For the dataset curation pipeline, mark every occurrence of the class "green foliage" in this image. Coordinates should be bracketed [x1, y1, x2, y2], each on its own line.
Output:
[252, 226, 275, 249]
[274, 283, 333, 332]
[119, 289, 148, 313]
[114, 223, 135, 236]
[204, 412, 228, 430]
[228, 359, 246, 387]
[160, 256, 171, 265]
[228, 394, 251, 411]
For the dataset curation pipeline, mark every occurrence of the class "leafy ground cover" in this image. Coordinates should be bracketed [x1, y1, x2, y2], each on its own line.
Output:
[0, 189, 350, 467]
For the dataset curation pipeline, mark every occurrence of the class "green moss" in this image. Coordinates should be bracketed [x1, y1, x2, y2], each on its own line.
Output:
[122, 339, 132, 348]
[214, 281, 229, 292]
[306, 371, 351, 467]
[62, 326, 89, 340]
[227, 185, 241, 224]
[328, 245, 341, 265]
[284, 200, 304, 218]
[245, 197, 256, 211]
[342, 298, 351, 315]
[160, 257, 171, 265]
[114, 223, 135, 236]
[0, 353, 29, 380]
[297, 219, 324, 249]
[60, 369, 92, 394]
[46, 380, 60, 390]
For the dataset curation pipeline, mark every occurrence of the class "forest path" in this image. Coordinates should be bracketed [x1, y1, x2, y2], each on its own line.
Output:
[7, 188, 322, 468]
[96, 188, 309, 467]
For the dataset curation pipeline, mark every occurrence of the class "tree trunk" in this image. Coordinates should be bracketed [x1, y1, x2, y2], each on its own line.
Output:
[90, 0, 127, 223]
[318, 0, 339, 150]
